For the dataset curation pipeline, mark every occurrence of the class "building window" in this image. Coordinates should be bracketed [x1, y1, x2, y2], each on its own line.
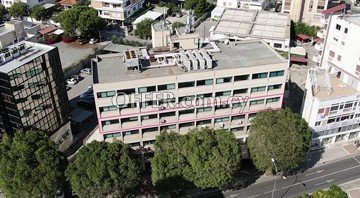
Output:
[270, 70, 284, 77]
[102, 119, 119, 126]
[100, 105, 118, 112]
[250, 99, 264, 105]
[97, 91, 116, 98]
[215, 90, 231, 97]
[251, 86, 266, 93]
[214, 117, 229, 123]
[329, 51, 335, 58]
[266, 97, 280, 103]
[327, 118, 336, 124]
[333, 37, 338, 42]
[344, 28, 348, 33]
[234, 74, 249, 81]
[123, 130, 139, 136]
[252, 72, 268, 79]
[268, 84, 282, 90]
[216, 77, 232, 84]
[337, 55, 341, 61]
[158, 83, 175, 91]
[197, 107, 212, 113]
[25, 67, 43, 77]
[274, 43, 282, 48]
[104, 132, 121, 139]
[178, 81, 195, 88]
[138, 86, 156, 93]
[315, 121, 321, 126]
[197, 79, 213, 86]
[233, 102, 246, 107]
[233, 88, 248, 95]
[231, 115, 245, 120]
[318, 108, 324, 114]
[197, 119, 211, 125]
[335, 24, 341, 30]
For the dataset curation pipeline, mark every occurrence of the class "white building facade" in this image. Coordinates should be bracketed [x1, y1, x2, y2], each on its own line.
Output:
[1, 0, 55, 8]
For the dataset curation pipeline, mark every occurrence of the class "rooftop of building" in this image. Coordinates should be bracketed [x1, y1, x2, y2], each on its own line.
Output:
[93, 39, 287, 84]
[152, 22, 170, 31]
[311, 70, 359, 100]
[339, 14, 360, 26]
[0, 41, 54, 74]
[212, 8, 290, 40]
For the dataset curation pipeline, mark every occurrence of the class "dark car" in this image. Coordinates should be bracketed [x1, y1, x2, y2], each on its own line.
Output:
[77, 99, 95, 109]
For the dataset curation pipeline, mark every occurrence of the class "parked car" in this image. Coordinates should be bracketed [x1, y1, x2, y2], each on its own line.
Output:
[77, 99, 95, 109]
[89, 38, 98, 44]
[66, 78, 77, 85]
[72, 74, 80, 81]
[78, 38, 89, 45]
[81, 68, 92, 75]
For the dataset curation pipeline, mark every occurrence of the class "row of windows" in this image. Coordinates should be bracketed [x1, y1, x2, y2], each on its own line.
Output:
[97, 70, 285, 98]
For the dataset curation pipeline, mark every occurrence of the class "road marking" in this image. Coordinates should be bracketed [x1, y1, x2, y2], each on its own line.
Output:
[306, 169, 324, 176]
[353, 156, 360, 165]
[244, 165, 360, 198]
[314, 179, 335, 187]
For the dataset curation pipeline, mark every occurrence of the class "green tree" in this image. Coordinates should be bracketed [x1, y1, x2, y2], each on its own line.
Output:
[194, 0, 207, 18]
[172, 21, 185, 29]
[0, 4, 7, 22]
[298, 185, 348, 198]
[59, 8, 79, 37]
[134, 18, 155, 39]
[152, 128, 241, 191]
[0, 131, 68, 198]
[66, 141, 142, 198]
[294, 21, 321, 38]
[184, 0, 197, 10]
[248, 108, 312, 173]
[8, 2, 28, 19]
[30, 5, 49, 21]
[77, 8, 106, 38]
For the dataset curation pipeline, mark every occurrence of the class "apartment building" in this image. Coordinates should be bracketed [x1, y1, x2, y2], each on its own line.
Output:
[281, 0, 305, 21]
[1, 0, 55, 8]
[210, 8, 291, 51]
[302, 69, 360, 148]
[320, 14, 360, 90]
[90, 0, 145, 22]
[91, 40, 288, 149]
[0, 41, 73, 151]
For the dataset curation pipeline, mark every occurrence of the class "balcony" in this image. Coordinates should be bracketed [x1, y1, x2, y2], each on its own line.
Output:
[121, 121, 139, 129]
[317, 30, 325, 39]
[314, 43, 324, 51]
[320, 17, 328, 25]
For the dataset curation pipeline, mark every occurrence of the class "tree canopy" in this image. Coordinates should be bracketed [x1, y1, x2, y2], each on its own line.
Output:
[0, 131, 68, 198]
[248, 109, 312, 173]
[66, 141, 142, 198]
[134, 18, 154, 39]
[172, 21, 185, 29]
[0, 4, 7, 22]
[30, 5, 50, 21]
[8, 2, 28, 19]
[59, 6, 105, 38]
[298, 185, 348, 198]
[151, 128, 241, 191]
[294, 21, 321, 38]
[184, 0, 209, 18]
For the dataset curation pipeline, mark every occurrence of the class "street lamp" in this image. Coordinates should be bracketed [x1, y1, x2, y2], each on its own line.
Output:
[271, 158, 286, 198]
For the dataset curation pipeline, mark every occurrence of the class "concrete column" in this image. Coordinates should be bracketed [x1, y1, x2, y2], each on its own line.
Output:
[331, 136, 337, 144]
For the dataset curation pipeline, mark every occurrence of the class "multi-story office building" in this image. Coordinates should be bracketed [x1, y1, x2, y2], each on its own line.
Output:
[91, 40, 288, 148]
[320, 14, 360, 90]
[281, 0, 305, 21]
[90, 0, 145, 22]
[302, 69, 360, 148]
[0, 41, 73, 151]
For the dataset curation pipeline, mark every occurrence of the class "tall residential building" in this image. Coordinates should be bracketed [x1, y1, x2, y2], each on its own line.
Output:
[320, 14, 360, 90]
[281, 0, 304, 22]
[0, 41, 73, 151]
[90, 0, 145, 22]
[91, 40, 288, 149]
[302, 69, 360, 148]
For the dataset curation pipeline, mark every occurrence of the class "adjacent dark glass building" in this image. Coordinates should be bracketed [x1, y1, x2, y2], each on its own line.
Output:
[0, 41, 72, 150]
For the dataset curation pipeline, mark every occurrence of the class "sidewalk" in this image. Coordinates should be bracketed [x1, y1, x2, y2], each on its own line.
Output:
[341, 179, 360, 198]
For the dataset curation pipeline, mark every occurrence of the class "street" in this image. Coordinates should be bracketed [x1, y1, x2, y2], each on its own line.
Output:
[223, 154, 360, 198]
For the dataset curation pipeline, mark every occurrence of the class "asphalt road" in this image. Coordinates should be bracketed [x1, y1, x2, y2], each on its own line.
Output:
[223, 154, 360, 198]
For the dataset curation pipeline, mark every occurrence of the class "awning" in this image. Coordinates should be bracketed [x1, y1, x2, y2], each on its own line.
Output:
[71, 108, 93, 124]
[52, 29, 64, 35]
[322, 3, 346, 15]
[39, 25, 57, 35]
[43, 3, 56, 9]
[313, 37, 323, 43]
[290, 56, 307, 63]
[133, 11, 163, 25]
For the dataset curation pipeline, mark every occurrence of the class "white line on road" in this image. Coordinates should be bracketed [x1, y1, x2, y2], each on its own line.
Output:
[353, 156, 360, 165]
[314, 179, 335, 187]
[306, 169, 324, 176]
[245, 165, 360, 198]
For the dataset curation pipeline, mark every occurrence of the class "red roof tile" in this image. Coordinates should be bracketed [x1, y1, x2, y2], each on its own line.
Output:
[322, 4, 346, 15]
[39, 25, 57, 35]
[59, 0, 77, 6]
[290, 56, 307, 63]
[297, 34, 310, 40]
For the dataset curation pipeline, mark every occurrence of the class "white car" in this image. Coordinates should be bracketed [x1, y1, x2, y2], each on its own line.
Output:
[81, 68, 92, 75]
[66, 78, 78, 85]
[89, 38, 98, 44]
